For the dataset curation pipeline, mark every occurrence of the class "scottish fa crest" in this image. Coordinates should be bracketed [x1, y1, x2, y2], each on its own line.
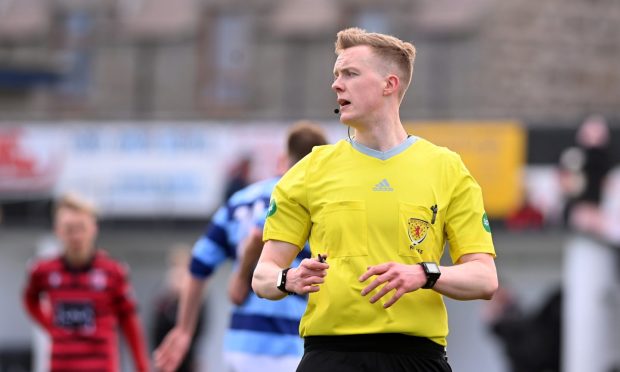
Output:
[408, 218, 430, 248]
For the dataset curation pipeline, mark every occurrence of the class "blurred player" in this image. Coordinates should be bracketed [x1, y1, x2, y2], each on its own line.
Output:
[154, 121, 328, 372]
[252, 28, 498, 372]
[23, 194, 150, 372]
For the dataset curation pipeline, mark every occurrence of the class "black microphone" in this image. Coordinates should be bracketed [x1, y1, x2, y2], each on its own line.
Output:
[334, 108, 340, 114]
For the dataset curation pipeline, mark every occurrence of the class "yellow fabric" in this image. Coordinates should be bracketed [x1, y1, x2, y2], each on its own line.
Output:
[264, 137, 496, 346]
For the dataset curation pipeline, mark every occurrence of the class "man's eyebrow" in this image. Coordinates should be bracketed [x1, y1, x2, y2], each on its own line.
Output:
[333, 67, 353, 77]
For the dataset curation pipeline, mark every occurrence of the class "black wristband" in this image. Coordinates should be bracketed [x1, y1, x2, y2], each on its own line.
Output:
[276, 268, 294, 295]
[419, 262, 441, 289]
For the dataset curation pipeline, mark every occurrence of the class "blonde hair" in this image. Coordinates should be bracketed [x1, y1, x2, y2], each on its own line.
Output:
[54, 193, 98, 218]
[335, 27, 416, 99]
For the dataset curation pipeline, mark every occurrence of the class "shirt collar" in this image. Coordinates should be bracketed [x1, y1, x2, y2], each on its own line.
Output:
[347, 135, 418, 160]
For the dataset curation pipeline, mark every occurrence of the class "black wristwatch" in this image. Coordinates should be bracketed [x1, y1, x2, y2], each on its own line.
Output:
[419, 262, 441, 289]
[276, 268, 294, 295]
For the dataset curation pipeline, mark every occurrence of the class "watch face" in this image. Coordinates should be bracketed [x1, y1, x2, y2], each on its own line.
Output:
[276, 272, 284, 287]
[426, 263, 440, 274]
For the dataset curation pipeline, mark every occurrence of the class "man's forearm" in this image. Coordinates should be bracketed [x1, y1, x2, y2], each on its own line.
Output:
[236, 228, 264, 282]
[251, 239, 304, 300]
[252, 261, 287, 300]
[177, 276, 208, 333]
[433, 254, 498, 301]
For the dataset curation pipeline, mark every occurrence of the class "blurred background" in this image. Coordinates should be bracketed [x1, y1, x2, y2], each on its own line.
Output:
[1, 0, 620, 371]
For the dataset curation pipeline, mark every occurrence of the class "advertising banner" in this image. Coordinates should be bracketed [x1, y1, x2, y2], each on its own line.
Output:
[2, 121, 526, 218]
[0, 122, 342, 218]
[405, 121, 526, 218]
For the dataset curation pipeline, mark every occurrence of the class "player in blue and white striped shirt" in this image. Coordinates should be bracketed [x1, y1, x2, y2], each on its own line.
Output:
[154, 121, 328, 372]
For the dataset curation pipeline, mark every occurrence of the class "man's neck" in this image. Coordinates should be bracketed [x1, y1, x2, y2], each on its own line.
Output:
[64, 249, 95, 268]
[351, 117, 408, 152]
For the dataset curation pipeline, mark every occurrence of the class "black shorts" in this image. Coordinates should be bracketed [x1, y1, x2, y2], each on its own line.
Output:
[296, 334, 452, 372]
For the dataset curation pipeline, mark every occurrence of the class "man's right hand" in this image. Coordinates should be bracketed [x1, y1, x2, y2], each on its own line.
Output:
[286, 256, 329, 295]
[153, 327, 191, 372]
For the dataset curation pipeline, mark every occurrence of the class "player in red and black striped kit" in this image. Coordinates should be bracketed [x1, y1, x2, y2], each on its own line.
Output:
[23, 194, 150, 372]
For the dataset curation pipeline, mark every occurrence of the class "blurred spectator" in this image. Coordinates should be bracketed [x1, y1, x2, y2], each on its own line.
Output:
[485, 285, 561, 372]
[224, 155, 252, 201]
[574, 115, 612, 204]
[151, 244, 205, 372]
[505, 190, 545, 231]
[559, 115, 612, 235]
[22, 193, 150, 372]
[559, 117, 619, 372]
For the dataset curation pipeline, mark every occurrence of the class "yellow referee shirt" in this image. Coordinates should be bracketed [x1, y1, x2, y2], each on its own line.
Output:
[264, 136, 496, 346]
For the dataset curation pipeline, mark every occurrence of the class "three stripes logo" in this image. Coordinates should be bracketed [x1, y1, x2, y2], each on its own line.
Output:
[373, 179, 394, 192]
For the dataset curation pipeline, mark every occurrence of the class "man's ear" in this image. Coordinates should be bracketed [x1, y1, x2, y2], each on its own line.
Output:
[383, 75, 400, 96]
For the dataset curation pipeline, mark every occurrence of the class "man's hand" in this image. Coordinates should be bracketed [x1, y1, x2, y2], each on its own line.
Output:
[153, 327, 191, 372]
[359, 262, 426, 308]
[286, 256, 329, 295]
[228, 270, 251, 306]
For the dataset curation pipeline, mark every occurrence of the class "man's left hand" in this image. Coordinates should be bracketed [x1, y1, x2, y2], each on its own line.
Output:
[359, 262, 427, 308]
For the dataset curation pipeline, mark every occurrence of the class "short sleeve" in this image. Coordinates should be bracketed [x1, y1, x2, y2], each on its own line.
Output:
[444, 154, 496, 263]
[189, 204, 232, 278]
[263, 156, 312, 249]
[252, 197, 269, 231]
[23, 260, 43, 298]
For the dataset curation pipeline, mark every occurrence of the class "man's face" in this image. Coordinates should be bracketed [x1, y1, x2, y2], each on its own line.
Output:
[55, 208, 98, 257]
[331, 45, 388, 126]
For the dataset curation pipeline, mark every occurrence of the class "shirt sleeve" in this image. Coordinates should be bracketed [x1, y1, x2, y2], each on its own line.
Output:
[189, 205, 232, 279]
[110, 262, 149, 371]
[253, 198, 269, 231]
[112, 262, 138, 315]
[22, 262, 52, 331]
[263, 155, 312, 249]
[444, 153, 496, 263]
[120, 311, 150, 372]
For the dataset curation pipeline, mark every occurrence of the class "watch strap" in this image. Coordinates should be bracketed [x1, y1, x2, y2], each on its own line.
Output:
[277, 268, 294, 295]
[419, 262, 441, 289]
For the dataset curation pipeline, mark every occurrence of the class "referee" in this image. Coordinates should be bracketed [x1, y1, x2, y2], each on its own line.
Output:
[252, 27, 498, 372]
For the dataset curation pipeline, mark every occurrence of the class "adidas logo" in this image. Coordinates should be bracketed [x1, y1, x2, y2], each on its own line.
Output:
[373, 179, 394, 192]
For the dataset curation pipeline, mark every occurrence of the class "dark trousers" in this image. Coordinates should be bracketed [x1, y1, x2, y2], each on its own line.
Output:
[296, 334, 452, 372]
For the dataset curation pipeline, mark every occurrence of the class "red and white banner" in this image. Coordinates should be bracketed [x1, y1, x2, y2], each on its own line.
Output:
[0, 126, 64, 196]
